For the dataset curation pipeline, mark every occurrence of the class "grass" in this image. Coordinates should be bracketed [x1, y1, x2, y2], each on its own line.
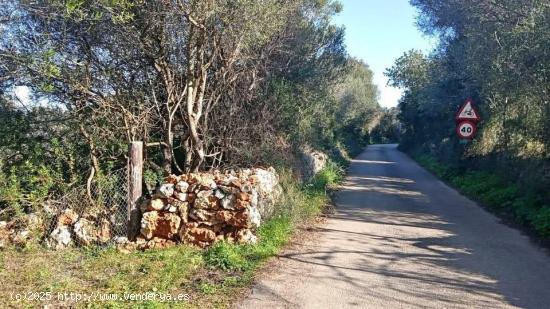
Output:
[197, 162, 343, 301]
[0, 161, 344, 308]
[414, 153, 550, 239]
[0, 244, 203, 308]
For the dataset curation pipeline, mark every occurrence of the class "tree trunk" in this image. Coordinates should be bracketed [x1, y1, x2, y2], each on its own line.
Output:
[161, 131, 173, 175]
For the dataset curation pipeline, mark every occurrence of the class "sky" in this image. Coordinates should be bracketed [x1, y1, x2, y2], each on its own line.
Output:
[332, 0, 437, 108]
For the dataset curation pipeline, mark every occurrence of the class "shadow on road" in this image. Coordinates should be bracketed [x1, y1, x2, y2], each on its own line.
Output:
[273, 145, 550, 308]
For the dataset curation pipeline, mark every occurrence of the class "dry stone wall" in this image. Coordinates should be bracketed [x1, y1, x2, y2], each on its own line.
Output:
[0, 208, 114, 250]
[45, 209, 112, 249]
[0, 167, 280, 251]
[0, 214, 43, 249]
[123, 167, 281, 250]
[301, 146, 328, 179]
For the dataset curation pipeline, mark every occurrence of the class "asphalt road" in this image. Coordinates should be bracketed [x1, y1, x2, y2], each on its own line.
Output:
[237, 144, 550, 309]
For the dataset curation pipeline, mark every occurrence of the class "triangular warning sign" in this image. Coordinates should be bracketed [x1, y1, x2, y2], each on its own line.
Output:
[456, 99, 480, 121]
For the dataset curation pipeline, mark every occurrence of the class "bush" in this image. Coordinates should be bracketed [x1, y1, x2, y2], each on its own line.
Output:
[309, 160, 344, 191]
[414, 154, 457, 179]
[414, 153, 549, 239]
[532, 207, 550, 238]
[450, 172, 501, 196]
[511, 195, 540, 224]
[479, 186, 518, 209]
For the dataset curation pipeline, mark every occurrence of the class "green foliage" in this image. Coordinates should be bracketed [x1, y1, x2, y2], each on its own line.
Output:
[254, 216, 293, 257]
[308, 160, 344, 191]
[386, 50, 430, 90]
[272, 79, 339, 148]
[532, 207, 550, 238]
[511, 194, 540, 223]
[203, 216, 292, 272]
[271, 55, 379, 156]
[203, 242, 250, 272]
[449, 172, 502, 196]
[478, 186, 518, 209]
[334, 59, 380, 129]
[370, 107, 401, 144]
[65, 0, 85, 15]
[143, 168, 164, 194]
[0, 164, 24, 217]
[59, 0, 136, 22]
[389, 1, 550, 238]
[415, 153, 550, 239]
[203, 162, 340, 272]
[0, 99, 86, 219]
[0, 160, 61, 218]
[414, 154, 457, 179]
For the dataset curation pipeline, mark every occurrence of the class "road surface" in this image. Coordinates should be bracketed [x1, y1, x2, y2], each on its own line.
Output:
[238, 144, 550, 309]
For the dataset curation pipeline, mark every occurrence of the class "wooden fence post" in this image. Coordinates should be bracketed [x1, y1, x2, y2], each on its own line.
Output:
[127, 141, 143, 240]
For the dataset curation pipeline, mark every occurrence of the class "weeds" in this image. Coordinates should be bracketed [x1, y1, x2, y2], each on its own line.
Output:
[308, 160, 345, 191]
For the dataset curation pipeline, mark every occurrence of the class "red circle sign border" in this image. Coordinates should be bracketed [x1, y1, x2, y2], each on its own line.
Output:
[456, 120, 477, 139]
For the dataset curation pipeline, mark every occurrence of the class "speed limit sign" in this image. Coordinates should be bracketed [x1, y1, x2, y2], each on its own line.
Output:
[456, 120, 477, 139]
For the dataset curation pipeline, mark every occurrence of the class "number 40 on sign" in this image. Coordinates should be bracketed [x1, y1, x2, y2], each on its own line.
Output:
[456, 98, 480, 140]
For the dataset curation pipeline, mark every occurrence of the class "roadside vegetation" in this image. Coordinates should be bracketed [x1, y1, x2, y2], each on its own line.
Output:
[0, 0, 380, 219]
[415, 153, 550, 240]
[0, 0, 381, 307]
[386, 1, 549, 241]
[0, 161, 344, 308]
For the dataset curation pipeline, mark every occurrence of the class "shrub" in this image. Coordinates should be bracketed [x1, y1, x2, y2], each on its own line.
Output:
[511, 195, 540, 224]
[414, 154, 456, 179]
[532, 207, 550, 238]
[309, 160, 344, 191]
[480, 186, 518, 209]
[450, 172, 501, 196]
[413, 153, 549, 240]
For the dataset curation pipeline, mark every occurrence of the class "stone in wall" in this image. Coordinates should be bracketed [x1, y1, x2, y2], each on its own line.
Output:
[140, 211, 181, 240]
[129, 167, 281, 250]
[73, 217, 112, 246]
[45, 209, 80, 249]
[301, 146, 328, 179]
[73, 218, 97, 245]
[58, 209, 79, 226]
[47, 225, 73, 249]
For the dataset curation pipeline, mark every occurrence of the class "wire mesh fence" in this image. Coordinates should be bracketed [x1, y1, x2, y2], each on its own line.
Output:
[45, 167, 128, 248]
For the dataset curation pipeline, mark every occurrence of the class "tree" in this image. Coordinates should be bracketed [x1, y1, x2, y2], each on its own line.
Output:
[388, 0, 550, 190]
[0, 0, 300, 174]
[334, 59, 380, 135]
[0, 0, 363, 196]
